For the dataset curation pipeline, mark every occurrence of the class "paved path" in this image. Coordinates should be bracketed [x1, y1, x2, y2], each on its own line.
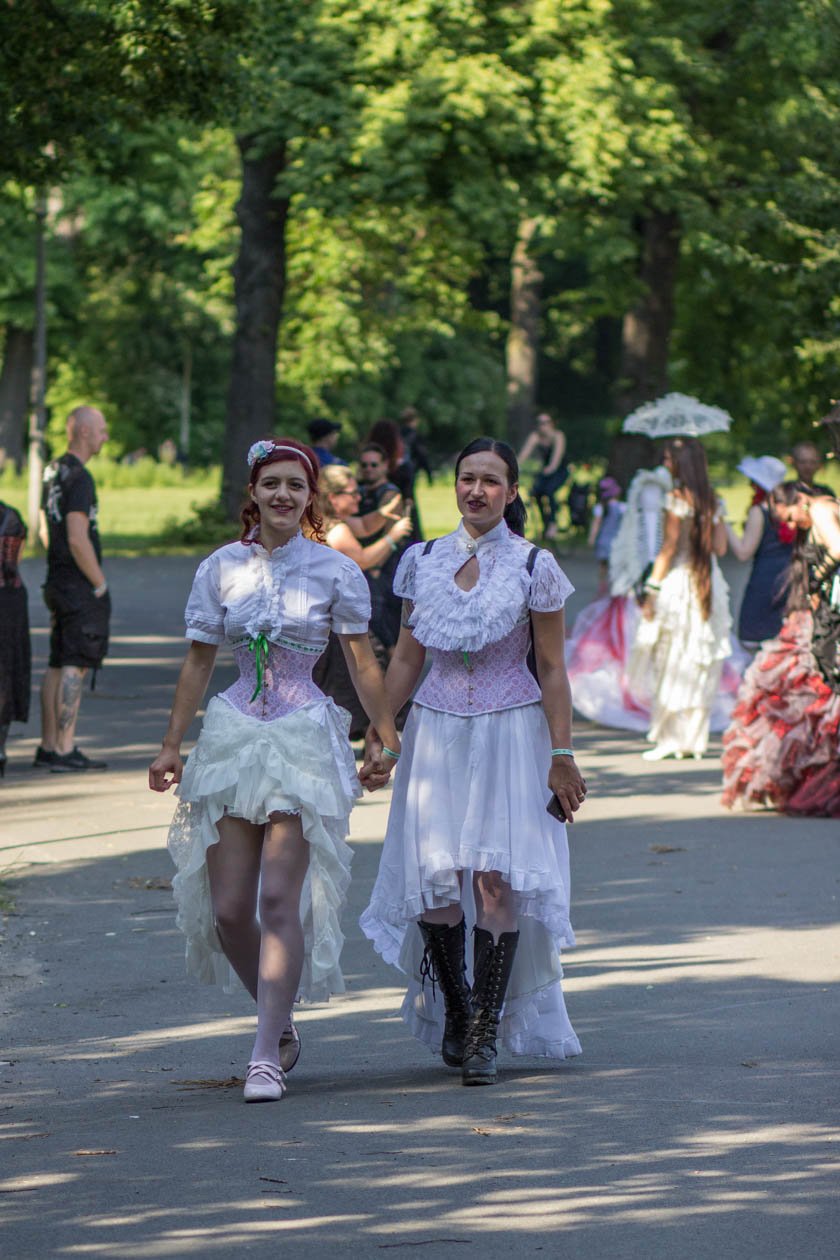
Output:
[1, 552, 838, 1258]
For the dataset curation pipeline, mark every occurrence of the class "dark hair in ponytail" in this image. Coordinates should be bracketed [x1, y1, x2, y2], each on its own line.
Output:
[454, 437, 528, 536]
[770, 482, 810, 612]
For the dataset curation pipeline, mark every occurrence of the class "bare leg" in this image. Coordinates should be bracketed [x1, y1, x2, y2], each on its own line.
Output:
[206, 816, 263, 998]
[419, 904, 463, 928]
[40, 668, 62, 752]
[55, 666, 87, 755]
[473, 870, 517, 941]
[249, 811, 310, 1066]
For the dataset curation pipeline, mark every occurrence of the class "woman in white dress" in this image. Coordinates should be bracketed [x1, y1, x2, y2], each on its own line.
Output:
[149, 437, 399, 1103]
[361, 438, 586, 1085]
[631, 437, 731, 760]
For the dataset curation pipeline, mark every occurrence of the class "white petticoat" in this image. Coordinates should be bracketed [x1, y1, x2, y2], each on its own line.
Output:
[167, 694, 359, 999]
[360, 702, 581, 1060]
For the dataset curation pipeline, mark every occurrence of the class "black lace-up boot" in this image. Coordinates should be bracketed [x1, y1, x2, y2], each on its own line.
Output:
[418, 918, 472, 1066]
[462, 927, 520, 1085]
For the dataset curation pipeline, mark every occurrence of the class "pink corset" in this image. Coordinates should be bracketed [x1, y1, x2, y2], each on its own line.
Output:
[414, 621, 541, 716]
[220, 641, 324, 721]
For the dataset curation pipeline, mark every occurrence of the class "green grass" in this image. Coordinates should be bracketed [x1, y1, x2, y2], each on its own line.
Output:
[3, 457, 837, 555]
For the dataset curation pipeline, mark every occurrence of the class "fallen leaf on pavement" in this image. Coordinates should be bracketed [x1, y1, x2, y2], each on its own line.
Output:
[649, 845, 685, 854]
[174, 1077, 243, 1091]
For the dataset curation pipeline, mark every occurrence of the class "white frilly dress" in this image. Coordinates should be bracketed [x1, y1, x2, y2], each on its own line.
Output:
[629, 492, 733, 755]
[360, 520, 582, 1060]
[166, 530, 371, 999]
[566, 467, 744, 733]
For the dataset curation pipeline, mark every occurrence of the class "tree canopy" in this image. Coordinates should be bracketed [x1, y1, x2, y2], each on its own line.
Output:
[1, 0, 838, 493]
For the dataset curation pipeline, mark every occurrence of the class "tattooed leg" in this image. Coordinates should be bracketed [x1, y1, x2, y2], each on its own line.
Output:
[56, 666, 86, 755]
[40, 668, 62, 752]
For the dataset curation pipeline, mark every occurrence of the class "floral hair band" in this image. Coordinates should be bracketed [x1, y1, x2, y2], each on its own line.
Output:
[246, 440, 316, 475]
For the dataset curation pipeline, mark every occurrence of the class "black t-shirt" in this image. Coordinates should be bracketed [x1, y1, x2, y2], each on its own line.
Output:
[356, 479, 400, 545]
[42, 453, 101, 587]
[795, 478, 836, 499]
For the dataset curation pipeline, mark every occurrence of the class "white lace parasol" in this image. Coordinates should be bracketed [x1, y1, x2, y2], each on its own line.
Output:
[622, 392, 733, 438]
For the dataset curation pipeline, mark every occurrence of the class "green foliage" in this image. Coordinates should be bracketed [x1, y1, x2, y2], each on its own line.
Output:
[2, 0, 840, 480]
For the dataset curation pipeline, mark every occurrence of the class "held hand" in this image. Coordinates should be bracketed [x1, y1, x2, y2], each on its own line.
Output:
[641, 594, 656, 622]
[149, 745, 183, 792]
[359, 757, 393, 792]
[548, 757, 588, 824]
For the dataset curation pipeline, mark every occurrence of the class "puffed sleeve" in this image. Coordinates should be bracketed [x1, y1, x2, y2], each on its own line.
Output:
[330, 558, 371, 634]
[392, 542, 422, 600]
[184, 553, 225, 645]
[528, 549, 575, 612]
[665, 490, 692, 519]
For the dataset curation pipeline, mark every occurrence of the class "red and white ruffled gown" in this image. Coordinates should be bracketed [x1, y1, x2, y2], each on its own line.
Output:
[722, 542, 840, 816]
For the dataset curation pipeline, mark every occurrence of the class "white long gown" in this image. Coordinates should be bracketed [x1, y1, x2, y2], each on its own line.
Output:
[360, 520, 582, 1060]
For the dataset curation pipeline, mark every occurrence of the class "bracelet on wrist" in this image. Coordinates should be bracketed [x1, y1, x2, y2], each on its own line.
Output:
[382, 746, 400, 761]
[93, 581, 108, 597]
[551, 747, 575, 759]
[644, 581, 661, 592]
[387, 537, 399, 553]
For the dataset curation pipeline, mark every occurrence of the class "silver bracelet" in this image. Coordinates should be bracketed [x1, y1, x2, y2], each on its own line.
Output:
[93, 581, 108, 598]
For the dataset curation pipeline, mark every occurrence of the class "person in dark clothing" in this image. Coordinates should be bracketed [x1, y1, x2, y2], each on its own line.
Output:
[791, 441, 834, 498]
[0, 500, 31, 777]
[518, 412, 569, 539]
[400, 407, 433, 486]
[725, 456, 791, 651]
[366, 418, 423, 541]
[35, 405, 110, 772]
[307, 418, 346, 467]
[355, 443, 406, 653]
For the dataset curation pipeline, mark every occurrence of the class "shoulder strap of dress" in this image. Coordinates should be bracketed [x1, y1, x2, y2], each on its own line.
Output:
[526, 546, 539, 575]
[422, 539, 436, 555]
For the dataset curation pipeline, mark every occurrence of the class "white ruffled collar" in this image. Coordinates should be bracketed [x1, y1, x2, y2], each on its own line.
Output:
[247, 527, 304, 560]
[407, 520, 533, 652]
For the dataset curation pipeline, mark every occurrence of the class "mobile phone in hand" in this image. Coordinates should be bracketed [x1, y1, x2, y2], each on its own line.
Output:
[546, 793, 569, 823]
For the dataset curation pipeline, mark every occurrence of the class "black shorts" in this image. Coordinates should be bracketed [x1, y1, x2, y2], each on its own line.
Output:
[44, 583, 111, 670]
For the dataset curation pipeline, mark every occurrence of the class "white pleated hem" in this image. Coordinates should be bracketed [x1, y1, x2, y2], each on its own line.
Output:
[167, 694, 359, 1000]
[401, 975, 581, 1061]
[360, 701, 580, 1060]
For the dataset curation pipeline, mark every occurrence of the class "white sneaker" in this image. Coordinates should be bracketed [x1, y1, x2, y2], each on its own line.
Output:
[641, 744, 678, 762]
[243, 1061, 286, 1103]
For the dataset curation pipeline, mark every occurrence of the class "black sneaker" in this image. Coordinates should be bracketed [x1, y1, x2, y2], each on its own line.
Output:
[50, 747, 108, 773]
[33, 746, 59, 770]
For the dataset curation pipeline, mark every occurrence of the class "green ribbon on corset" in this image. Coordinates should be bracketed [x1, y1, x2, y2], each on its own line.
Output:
[247, 632, 270, 702]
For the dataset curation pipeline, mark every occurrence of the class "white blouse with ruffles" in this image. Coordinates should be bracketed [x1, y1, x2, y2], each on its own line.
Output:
[393, 520, 574, 717]
[183, 529, 370, 652]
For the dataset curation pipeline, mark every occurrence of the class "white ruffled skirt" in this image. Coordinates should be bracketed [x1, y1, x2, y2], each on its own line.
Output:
[167, 694, 359, 999]
[629, 559, 733, 755]
[360, 701, 581, 1060]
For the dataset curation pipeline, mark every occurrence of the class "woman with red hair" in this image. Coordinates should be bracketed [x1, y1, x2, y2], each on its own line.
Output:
[150, 437, 399, 1103]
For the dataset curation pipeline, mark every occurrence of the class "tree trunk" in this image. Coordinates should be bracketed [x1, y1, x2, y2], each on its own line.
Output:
[505, 217, 542, 448]
[221, 136, 289, 520]
[616, 211, 681, 414]
[0, 325, 34, 471]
